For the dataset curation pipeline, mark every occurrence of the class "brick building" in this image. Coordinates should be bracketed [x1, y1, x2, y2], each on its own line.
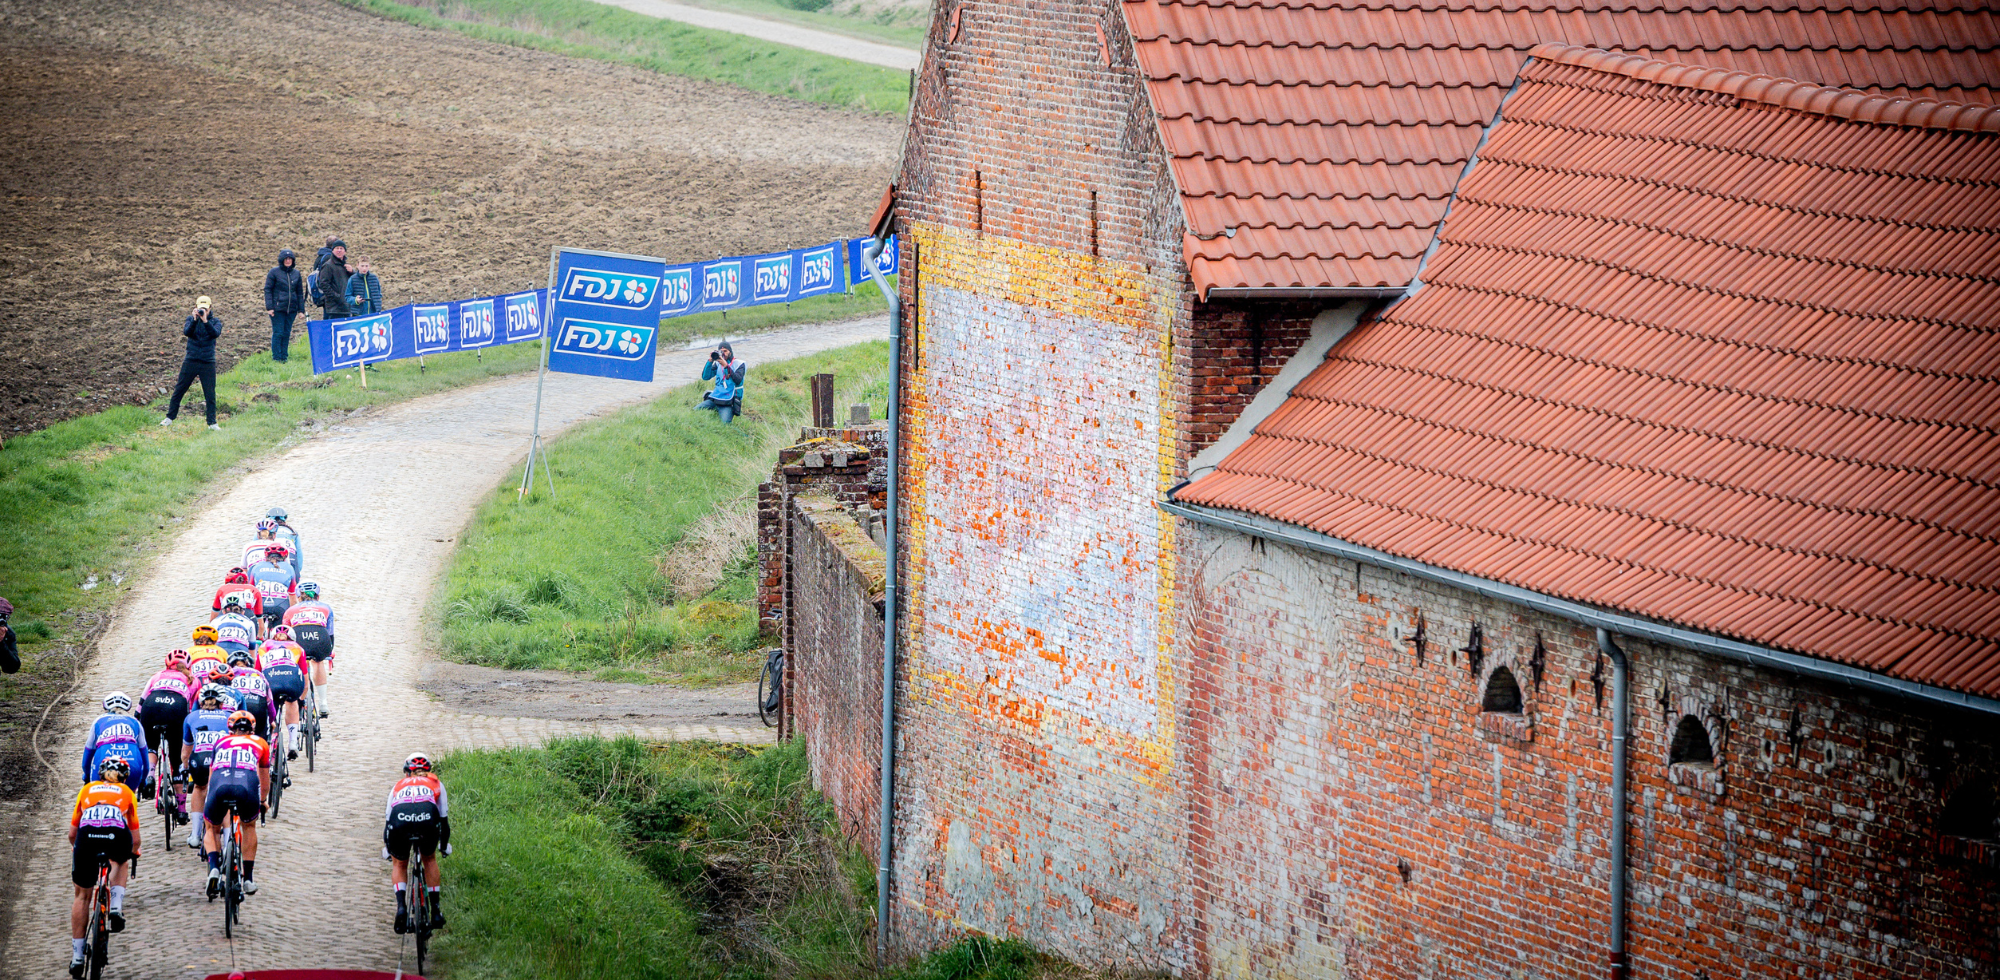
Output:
[828, 1, 2000, 976]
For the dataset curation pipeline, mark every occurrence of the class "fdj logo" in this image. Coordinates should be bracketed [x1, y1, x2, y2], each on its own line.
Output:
[503, 293, 542, 342]
[556, 318, 654, 361]
[799, 247, 837, 295]
[753, 255, 792, 303]
[460, 300, 496, 348]
[560, 268, 660, 311]
[658, 268, 695, 317]
[332, 313, 392, 366]
[703, 263, 740, 307]
[414, 306, 450, 354]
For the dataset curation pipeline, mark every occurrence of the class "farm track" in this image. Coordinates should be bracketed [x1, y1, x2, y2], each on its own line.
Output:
[0, 0, 901, 434]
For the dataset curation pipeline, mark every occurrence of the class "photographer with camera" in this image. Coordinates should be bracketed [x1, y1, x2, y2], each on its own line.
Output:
[0, 596, 19, 674]
[697, 341, 747, 424]
[162, 296, 223, 431]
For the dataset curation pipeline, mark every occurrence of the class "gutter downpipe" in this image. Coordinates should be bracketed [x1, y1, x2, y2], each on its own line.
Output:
[1597, 629, 1629, 980]
[863, 235, 901, 968]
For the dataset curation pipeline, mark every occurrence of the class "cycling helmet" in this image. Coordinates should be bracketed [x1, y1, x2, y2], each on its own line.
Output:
[227, 711, 256, 733]
[227, 649, 254, 667]
[167, 648, 192, 668]
[97, 757, 130, 782]
[205, 662, 231, 682]
[198, 684, 228, 706]
[267, 544, 289, 559]
[403, 753, 433, 775]
[193, 624, 219, 644]
[297, 582, 319, 600]
[102, 691, 133, 714]
[270, 625, 294, 641]
[226, 566, 249, 584]
[221, 595, 244, 610]
[256, 519, 276, 534]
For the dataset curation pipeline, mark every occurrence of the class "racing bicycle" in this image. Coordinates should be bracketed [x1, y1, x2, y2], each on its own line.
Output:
[300, 677, 323, 772]
[73, 853, 122, 980]
[757, 648, 784, 728]
[212, 812, 246, 937]
[410, 881, 437, 976]
[267, 736, 290, 819]
[153, 766, 183, 852]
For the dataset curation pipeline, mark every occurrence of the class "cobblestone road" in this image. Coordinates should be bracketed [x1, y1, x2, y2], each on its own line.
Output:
[4, 319, 884, 979]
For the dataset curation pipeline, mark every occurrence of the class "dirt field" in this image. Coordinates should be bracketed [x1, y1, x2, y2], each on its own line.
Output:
[0, 0, 901, 434]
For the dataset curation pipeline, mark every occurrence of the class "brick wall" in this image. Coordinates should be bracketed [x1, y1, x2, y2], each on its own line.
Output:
[1176, 524, 2000, 979]
[1182, 301, 1319, 459]
[788, 494, 888, 854]
[756, 423, 887, 628]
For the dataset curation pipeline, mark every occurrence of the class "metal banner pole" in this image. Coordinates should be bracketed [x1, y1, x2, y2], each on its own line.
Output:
[520, 248, 559, 501]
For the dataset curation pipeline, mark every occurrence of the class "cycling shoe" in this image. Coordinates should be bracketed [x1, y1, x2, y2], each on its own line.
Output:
[206, 869, 221, 899]
[108, 911, 125, 933]
[431, 909, 446, 930]
[244, 878, 259, 896]
[287, 749, 299, 761]
[394, 908, 409, 934]
[70, 954, 86, 978]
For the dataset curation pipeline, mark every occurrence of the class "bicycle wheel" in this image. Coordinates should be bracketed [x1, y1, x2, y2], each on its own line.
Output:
[305, 690, 320, 773]
[757, 653, 780, 728]
[88, 905, 108, 980]
[413, 887, 430, 976]
[223, 826, 240, 937]
[268, 747, 286, 820]
[160, 782, 175, 852]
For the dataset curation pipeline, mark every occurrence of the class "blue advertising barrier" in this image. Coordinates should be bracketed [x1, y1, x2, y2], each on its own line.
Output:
[546, 248, 668, 382]
[304, 236, 894, 376]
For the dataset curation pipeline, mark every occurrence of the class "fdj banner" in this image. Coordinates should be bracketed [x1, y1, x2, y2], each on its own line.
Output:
[547, 248, 667, 382]
[846, 235, 898, 286]
[305, 290, 547, 375]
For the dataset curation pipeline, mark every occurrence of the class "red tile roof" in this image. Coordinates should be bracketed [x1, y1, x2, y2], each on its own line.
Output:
[1122, 0, 2000, 296]
[1175, 46, 2000, 699]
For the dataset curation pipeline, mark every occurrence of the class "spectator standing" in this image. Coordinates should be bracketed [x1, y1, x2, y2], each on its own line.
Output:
[263, 249, 306, 363]
[163, 296, 223, 431]
[314, 235, 338, 273]
[0, 596, 18, 674]
[344, 258, 384, 316]
[317, 242, 354, 320]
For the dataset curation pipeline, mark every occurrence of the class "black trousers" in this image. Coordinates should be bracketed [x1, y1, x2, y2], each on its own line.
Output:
[168, 359, 216, 425]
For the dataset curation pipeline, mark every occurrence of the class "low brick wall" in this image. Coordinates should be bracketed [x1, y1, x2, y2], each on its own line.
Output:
[788, 494, 887, 855]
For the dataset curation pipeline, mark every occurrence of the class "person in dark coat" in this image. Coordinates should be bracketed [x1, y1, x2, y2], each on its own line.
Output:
[318, 242, 354, 320]
[314, 234, 338, 273]
[163, 296, 223, 430]
[264, 249, 307, 362]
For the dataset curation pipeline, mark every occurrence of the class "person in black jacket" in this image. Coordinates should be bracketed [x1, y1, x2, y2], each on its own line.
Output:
[318, 242, 354, 320]
[163, 296, 222, 430]
[264, 249, 306, 363]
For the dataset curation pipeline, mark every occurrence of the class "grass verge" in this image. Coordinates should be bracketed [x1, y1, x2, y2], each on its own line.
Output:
[437, 342, 888, 683]
[341, 0, 911, 114]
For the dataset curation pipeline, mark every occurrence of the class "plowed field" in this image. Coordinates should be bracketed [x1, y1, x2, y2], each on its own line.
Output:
[0, 0, 901, 434]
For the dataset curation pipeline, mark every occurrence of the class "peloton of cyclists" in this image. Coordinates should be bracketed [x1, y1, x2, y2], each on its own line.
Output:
[69, 757, 140, 977]
[384, 753, 449, 934]
[283, 581, 335, 717]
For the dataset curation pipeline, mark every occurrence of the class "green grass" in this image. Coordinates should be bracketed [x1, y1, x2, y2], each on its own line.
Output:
[436, 737, 875, 979]
[341, 0, 911, 114]
[437, 342, 888, 681]
[666, 0, 929, 49]
[659, 280, 889, 349]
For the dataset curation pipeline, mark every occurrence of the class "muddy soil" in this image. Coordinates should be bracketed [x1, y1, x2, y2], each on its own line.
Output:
[420, 659, 767, 728]
[0, 0, 901, 434]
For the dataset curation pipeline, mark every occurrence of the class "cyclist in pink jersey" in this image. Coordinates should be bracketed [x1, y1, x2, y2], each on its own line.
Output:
[225, 651, 276, 742]
[258, 627, 309, 758]
[137, 651, 197, 812]
[283, 582, 336, 717]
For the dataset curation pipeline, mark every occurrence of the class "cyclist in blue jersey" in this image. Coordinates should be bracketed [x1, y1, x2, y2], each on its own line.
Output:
[248, 546, 297, 629]
[210, 597, 262, 653]
[180, 685, 233, 850]
[81, 693, 149, 801]
[267, 507, 304, 578]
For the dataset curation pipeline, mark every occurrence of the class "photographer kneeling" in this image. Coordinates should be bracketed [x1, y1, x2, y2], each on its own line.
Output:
[697, 342, 747, 424]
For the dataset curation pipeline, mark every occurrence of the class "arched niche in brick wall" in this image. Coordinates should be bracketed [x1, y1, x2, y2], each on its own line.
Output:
[1475, 655, 1532, 743]
[1666, 693, 1728, 800]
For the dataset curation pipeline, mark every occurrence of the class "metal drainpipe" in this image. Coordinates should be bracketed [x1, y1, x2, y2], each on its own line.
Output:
[1597, 629, 1630, 980]
[863, 235, 901, 967]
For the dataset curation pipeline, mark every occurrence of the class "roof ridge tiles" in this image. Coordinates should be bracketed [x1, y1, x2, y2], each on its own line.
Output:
[1452, 194, 2000, 285]
[1326, 345, 2000, 496]
[1207, 455, 1999, 646]
[1242, 408, 2000, 596]
[1432, 236, 1997, 332]
[1529, 42, 2000, 132]
[1293, 386, 2000, 551]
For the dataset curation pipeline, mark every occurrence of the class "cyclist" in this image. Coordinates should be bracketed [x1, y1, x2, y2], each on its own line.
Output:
[68, 757, 140, 975]
[226, 650, 276, 743]
[180, 684, 233, 851]
[242, 520, 282, 570]
[211, 597, 262, 654]
[267, 508, 303, 576]
[81, 693, 149, 801]
[248, 544, 297, 629]
[210, 568, 263, 620]
[188, 625, 228, 677]
[259, 626, 308, 759]
[202, 711, 270, 897]
[284, 582, 335, 717]
[136, 652, 197, 817]
[383, 752, 449, 933]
